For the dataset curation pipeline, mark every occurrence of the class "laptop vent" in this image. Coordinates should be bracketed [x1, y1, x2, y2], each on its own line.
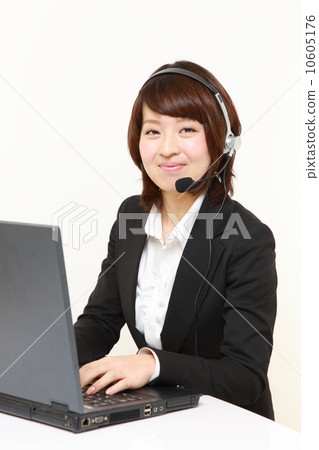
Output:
[109, 408, 140, 424]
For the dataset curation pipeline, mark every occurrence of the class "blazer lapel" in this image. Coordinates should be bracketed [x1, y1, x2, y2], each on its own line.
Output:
[117, 219, 147, 347]
[160, 196, 234, 353]
[160, 224, 211, 352]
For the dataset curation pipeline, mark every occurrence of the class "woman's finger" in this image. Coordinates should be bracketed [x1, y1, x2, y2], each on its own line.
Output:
[86, 370, 119, 395]
[80, 357, 108, 388]
[105, 378, 129, 395]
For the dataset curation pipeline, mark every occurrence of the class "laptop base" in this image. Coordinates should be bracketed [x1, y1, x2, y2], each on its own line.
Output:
[0, 387, 200, 433]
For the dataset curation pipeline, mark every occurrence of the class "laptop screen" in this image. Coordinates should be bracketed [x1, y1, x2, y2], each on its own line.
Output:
[0, 222, 83, 412]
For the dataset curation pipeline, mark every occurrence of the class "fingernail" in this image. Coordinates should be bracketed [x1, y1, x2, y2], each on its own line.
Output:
[106, 388, 113, 395]
[87, 386, 95, 395]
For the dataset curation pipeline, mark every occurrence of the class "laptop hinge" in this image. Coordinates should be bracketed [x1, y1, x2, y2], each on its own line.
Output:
[51, 401, 69, 412]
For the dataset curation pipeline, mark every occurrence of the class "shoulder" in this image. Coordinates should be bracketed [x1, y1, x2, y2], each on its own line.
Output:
[221, 199, 276, 259]
[117, 195, 145, 214]
[207, 197, 276, 252]
[223, 201, 277, 293]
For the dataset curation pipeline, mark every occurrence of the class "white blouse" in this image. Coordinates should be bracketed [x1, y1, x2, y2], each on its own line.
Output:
[135, 193, 206, 350]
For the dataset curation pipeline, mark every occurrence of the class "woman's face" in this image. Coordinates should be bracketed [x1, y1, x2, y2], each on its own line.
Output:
[139, 104, 211, 193]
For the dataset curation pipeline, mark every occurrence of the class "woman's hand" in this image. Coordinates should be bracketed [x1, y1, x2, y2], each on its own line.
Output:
[79, 354, 156, 396]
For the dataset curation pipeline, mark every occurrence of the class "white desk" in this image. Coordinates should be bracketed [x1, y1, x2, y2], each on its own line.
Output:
[1, 396, 300, 450]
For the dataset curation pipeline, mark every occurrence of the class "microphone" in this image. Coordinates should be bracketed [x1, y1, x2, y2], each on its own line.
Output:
[175, 177, 194, 193]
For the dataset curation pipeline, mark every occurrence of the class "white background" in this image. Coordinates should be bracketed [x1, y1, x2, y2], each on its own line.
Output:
[0, 0, 303, 433]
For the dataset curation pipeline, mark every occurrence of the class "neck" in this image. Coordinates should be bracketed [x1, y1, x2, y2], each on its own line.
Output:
[161, 190, 199, 221]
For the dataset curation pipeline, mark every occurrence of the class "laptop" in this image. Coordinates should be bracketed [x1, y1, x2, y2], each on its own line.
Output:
[0, 221, 200, 432]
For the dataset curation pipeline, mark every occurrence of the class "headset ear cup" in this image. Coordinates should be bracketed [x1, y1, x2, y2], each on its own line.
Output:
[224, 135, 241, 155]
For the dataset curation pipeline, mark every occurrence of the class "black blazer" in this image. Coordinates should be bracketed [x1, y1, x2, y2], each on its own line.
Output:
[74, 194, 277, 419]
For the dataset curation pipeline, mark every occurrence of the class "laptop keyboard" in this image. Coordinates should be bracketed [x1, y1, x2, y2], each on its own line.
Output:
[82, 388, 143, 408]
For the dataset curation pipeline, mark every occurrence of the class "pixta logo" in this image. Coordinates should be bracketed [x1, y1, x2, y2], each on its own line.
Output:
[52, 202, 98, 249]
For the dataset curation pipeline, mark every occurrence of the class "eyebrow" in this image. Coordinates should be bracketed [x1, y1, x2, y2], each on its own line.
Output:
[142, 119, 161, 125]
[142, 117, 195, 125]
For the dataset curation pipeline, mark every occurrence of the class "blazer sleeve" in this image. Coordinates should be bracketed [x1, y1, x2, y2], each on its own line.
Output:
[74, 219, 125, 365]
[150, 223, 277, 408]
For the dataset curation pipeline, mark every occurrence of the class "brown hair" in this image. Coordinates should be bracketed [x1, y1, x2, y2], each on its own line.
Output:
[128, 60, 241, 211]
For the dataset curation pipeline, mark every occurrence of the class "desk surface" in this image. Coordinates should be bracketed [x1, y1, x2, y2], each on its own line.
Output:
[1, 395, 300, 450]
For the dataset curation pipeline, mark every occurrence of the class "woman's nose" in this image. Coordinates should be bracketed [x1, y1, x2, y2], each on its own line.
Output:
[159, 132, 180, 157]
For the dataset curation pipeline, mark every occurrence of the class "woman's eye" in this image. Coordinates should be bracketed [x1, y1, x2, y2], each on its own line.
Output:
[180, 128, 196, 133]
[145, 129, 160, 135]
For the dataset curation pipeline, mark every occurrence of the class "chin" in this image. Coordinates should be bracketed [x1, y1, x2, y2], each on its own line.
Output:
[155, 179, 177, 193]
[161, 185, 180, 194]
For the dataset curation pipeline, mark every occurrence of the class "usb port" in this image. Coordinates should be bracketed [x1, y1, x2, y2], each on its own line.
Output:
[144, 404, 152, 416]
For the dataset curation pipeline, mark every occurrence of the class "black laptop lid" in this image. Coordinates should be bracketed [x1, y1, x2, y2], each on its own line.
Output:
[0, 221, 83, 412]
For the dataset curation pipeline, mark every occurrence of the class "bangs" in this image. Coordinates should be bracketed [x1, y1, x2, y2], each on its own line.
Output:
[140, 74, 211, 124]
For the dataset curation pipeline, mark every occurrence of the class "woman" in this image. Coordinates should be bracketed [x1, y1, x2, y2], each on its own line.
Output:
[74, 60, 277, 419]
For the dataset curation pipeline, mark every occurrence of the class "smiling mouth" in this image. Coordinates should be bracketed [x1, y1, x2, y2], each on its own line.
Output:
[159, 163, 186, 172]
